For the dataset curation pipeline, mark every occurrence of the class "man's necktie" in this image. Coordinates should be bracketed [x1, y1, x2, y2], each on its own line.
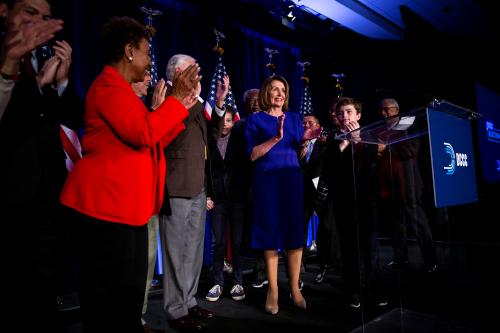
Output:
[306, 140, 314, 162]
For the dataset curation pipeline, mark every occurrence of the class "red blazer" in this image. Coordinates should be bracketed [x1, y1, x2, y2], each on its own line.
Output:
[60, 66, 188, 226]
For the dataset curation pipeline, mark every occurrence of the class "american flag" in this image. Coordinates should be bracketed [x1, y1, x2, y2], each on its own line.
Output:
[299, 83, 313, 116]
[148, 34, 159, 85]
[298, 61, 313, 116]
[141, 6, 163, 85]
[204, 56, 240, 121]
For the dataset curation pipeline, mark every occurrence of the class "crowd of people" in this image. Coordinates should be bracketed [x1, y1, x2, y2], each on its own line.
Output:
[1, 2, 438, 332]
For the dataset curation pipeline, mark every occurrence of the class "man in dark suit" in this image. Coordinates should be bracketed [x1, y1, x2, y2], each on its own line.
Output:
[0, 1, 79, 331]
[159, 54, 226, 332]
[377, 98, 437, 272]
[311, 100, 343, 284]
[300, 114, 326, 234]
[300, 114, 340, 284]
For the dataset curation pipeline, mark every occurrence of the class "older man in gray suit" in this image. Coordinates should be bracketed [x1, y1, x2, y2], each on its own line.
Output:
[159, 54, 227, 332]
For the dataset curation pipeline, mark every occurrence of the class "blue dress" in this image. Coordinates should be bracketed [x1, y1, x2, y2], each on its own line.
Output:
[245, 111, 305, 249]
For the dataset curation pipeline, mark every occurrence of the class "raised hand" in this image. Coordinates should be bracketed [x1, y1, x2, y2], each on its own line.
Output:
[170, 63, 202, 109]
[36, 56, 61, 88]
[52, 40, 72, 86]
[151, 78, 167, 110]
[1, 19, 63, 75]
[206, 197, 215, 211]
[303, 126, 322, 140]
[276, 113, 286, 140]
[345, 120, 361, 142]
[215, 74, 229, 108]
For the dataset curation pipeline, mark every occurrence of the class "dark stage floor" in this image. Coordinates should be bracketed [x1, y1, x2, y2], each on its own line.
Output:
[57, 241, 492, 332]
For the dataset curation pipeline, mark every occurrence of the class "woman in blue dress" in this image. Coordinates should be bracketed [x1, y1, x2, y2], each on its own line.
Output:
[245, 75, 307, 314]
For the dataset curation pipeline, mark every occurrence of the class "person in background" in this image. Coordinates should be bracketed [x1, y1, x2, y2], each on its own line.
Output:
[316, 97, 386, 309]
[313, 98, 343, 284]
[299, 114, 326, 284]
[377, 98, 437, 273]
[245, 75, 314, 315]
[243, 88, 260, 115]
[131, 71, 168, 333]
[0, 1, 73, 331]
[205, 107, 249, 302]
[59, 17, 200, 332]
[0, 0, 62, 117]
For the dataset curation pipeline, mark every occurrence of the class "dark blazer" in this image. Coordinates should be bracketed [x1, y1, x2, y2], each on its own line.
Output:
[165, 102, 224, 198]
[206, 121, 251, 203]
[0, 58, 81, 207]
[301, 138, 327, 206]
[378, 137, 424, 202]
[318, 136, 378, 216]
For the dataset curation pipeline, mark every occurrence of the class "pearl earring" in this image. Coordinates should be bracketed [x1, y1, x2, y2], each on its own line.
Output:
[128, 56, 133, 62]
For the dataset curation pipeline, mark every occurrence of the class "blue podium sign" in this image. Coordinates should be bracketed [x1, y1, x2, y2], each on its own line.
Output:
[427, 108, 478, 207]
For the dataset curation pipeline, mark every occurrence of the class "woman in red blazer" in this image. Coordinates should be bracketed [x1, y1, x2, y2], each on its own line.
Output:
[59, 17, 201, 333]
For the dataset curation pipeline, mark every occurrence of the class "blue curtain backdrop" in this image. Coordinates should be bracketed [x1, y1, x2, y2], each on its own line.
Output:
[52, 0, 302, 115]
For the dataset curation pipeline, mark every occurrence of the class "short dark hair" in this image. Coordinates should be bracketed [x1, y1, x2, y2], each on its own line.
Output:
[225, 106, 235, 120]
[1, 0, 51, 8]
[335, 96, 362, 114]
[259, 75, 289, 111]
[100, 16, 149, 65]
[1, 0, 19, 8]
[303, 114, 319, 125]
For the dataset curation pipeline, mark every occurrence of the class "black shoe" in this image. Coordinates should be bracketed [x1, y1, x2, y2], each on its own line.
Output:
[426, 263, 438, 273]
[188, 305, 214, 319]
[315, 267, 329, 284]
[349, 294, 361, 308]
[168, 315, 203, 332]
[384, 259, 409, 270]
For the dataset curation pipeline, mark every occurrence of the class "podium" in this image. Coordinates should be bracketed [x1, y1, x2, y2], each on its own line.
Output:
[335, 99, 479, 208]
[332, 100, 480, 332]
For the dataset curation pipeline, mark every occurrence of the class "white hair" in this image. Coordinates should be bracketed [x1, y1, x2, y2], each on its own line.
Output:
[165, 54, 196, 81]
[380, 98, 399, 109]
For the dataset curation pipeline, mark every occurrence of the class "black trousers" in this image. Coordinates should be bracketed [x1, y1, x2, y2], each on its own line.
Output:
[379, 193, 436, 266]
[316, 195, 342, 270]
[4, 201, 68, 333]
[72, 212, 148, 333]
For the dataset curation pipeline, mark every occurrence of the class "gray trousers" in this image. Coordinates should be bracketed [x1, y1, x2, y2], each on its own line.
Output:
[142, 215, 159, 316]
[160, 189, 206, 320]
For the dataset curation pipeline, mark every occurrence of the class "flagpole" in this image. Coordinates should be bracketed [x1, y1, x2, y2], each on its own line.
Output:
[204, 29, 240, 121]
[265, 48, 279, 77]
[140, 6, 163, 86]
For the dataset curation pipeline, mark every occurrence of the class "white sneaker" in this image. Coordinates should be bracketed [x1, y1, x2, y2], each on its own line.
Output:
[206, 284, 222, 302]
[230, 284, 245, 301]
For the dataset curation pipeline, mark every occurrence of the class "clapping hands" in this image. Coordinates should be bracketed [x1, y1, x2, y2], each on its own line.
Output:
[36, 40, 72, 89]
[1, 19, 63, 77]
[170, 63, 202, 110]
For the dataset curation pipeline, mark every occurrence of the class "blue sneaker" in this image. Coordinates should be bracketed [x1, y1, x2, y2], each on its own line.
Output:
[206, 284, 222, 302]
